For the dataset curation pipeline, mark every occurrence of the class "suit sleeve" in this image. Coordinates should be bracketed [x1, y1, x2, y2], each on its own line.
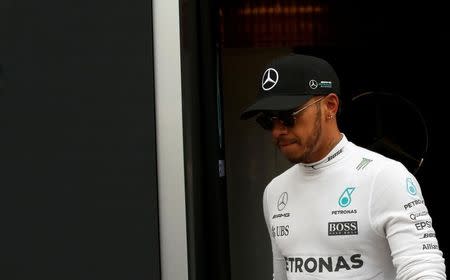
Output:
[263, 186, 287, 280]
[369, 161, 446, 280]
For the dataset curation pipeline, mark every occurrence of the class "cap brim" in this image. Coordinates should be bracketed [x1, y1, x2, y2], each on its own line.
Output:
[240, 95, 312, 120]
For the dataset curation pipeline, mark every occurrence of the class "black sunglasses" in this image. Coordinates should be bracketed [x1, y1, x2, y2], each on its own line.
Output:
[256, 96, 325, 130]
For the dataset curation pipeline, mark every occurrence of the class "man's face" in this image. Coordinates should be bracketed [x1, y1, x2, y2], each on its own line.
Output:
[271, 97, 324, 164]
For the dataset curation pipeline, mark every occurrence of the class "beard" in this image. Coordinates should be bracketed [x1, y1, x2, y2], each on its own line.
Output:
[284, 107, 322, 164]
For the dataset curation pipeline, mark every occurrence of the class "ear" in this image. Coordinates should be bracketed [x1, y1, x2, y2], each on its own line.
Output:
[324, 93, 339, 116]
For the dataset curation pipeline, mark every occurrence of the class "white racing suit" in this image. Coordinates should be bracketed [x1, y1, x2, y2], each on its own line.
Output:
[263, 135, 446, 279]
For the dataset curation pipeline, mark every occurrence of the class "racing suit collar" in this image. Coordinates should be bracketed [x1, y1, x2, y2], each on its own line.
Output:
[301, 133, 348, 170]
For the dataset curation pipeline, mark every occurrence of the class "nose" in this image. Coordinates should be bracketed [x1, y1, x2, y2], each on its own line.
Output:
[271, 120, 288, 138]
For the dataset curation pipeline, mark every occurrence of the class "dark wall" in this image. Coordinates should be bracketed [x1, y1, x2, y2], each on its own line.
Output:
[180, 0, 231, 278]
[0, 0, 160, 279]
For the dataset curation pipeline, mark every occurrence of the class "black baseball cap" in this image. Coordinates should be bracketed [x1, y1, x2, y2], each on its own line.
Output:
[240, 53, 340, 120]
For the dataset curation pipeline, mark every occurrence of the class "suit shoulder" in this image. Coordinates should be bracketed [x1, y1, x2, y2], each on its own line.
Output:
[351, 142, 406, 172]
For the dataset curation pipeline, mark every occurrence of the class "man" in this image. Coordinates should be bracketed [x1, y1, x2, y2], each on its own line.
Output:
[240, 54, 446, 279]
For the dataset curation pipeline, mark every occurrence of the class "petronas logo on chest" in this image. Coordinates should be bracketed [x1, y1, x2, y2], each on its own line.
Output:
[339, 187, 355, 207]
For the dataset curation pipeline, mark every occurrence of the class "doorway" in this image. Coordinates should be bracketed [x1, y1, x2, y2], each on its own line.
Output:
[219, 1, 449, 280]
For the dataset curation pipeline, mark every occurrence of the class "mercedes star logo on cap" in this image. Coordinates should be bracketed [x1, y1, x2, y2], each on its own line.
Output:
[309, 79, 318, 89]
[262, 68, 279, 91]
[277, 192, 288, 211]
